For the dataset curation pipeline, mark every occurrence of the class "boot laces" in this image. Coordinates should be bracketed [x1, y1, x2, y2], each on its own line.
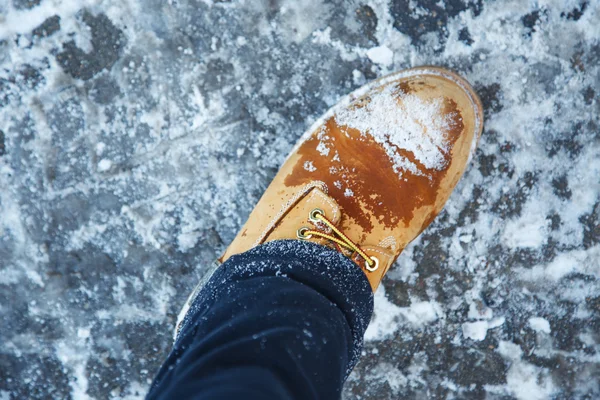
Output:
[297, 208, 379, 272]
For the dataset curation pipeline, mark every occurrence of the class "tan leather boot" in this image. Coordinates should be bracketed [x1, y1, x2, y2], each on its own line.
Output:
[220, 66, 483, 291]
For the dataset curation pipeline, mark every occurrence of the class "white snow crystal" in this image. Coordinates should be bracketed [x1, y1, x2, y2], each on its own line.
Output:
[316, 141, 330, 156]
[459, 234, 473, 243]
[366, 45, 394, 66]
[303, 161, 317, 172]
[97, 159, 112, 172]
[77, 328, 90, 339]
[462, 321, 489, 341]
[95, 142, 106, 156]
[528, 317, 551, 334]
[352, 69, 366, 85]
[462, 317, 505, 341]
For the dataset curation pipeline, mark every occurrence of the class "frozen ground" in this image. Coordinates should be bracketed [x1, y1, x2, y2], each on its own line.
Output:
[0, 0, 599, 398]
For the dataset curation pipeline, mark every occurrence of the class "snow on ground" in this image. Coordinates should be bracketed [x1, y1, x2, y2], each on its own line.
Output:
[0, 0, 599, 399]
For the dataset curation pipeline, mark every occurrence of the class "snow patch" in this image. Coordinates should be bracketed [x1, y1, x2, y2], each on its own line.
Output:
[365, 286, 442, 341]
[316, 141, 330, 156]
[303, 160, 317, 172]
[528, 317, 551, 334]
[97, 159, 113, 172]
[462, 318, 505, 341]
[366, 45, 394, 66]
[335, 84, 456, 177]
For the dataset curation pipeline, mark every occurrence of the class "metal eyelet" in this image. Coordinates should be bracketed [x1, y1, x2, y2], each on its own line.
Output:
[297, 227, 313, 239]
[365, 256, 379, 272]
[309, 208, 325, 223]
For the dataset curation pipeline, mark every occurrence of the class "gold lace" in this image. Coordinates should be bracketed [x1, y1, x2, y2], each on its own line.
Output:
[297, 209, 379, 272]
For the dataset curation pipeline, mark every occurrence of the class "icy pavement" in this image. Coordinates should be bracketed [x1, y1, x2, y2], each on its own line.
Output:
[0, 0, 599, 398]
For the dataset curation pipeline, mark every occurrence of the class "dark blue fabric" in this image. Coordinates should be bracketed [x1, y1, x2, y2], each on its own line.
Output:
[147, 240, 374, 400]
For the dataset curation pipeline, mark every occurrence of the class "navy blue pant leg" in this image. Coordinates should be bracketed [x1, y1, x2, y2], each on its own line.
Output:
[147, 240, 374, 400]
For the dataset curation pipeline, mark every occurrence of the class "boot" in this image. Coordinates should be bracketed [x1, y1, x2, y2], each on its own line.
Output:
[175, 66, 483, 338]
[220, 66, 483, 291]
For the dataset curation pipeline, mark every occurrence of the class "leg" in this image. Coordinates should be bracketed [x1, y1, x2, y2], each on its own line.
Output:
[147, 240, 373, 400]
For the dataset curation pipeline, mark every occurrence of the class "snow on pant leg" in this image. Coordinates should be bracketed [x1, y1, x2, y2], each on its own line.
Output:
[147, 240, 374, 400]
